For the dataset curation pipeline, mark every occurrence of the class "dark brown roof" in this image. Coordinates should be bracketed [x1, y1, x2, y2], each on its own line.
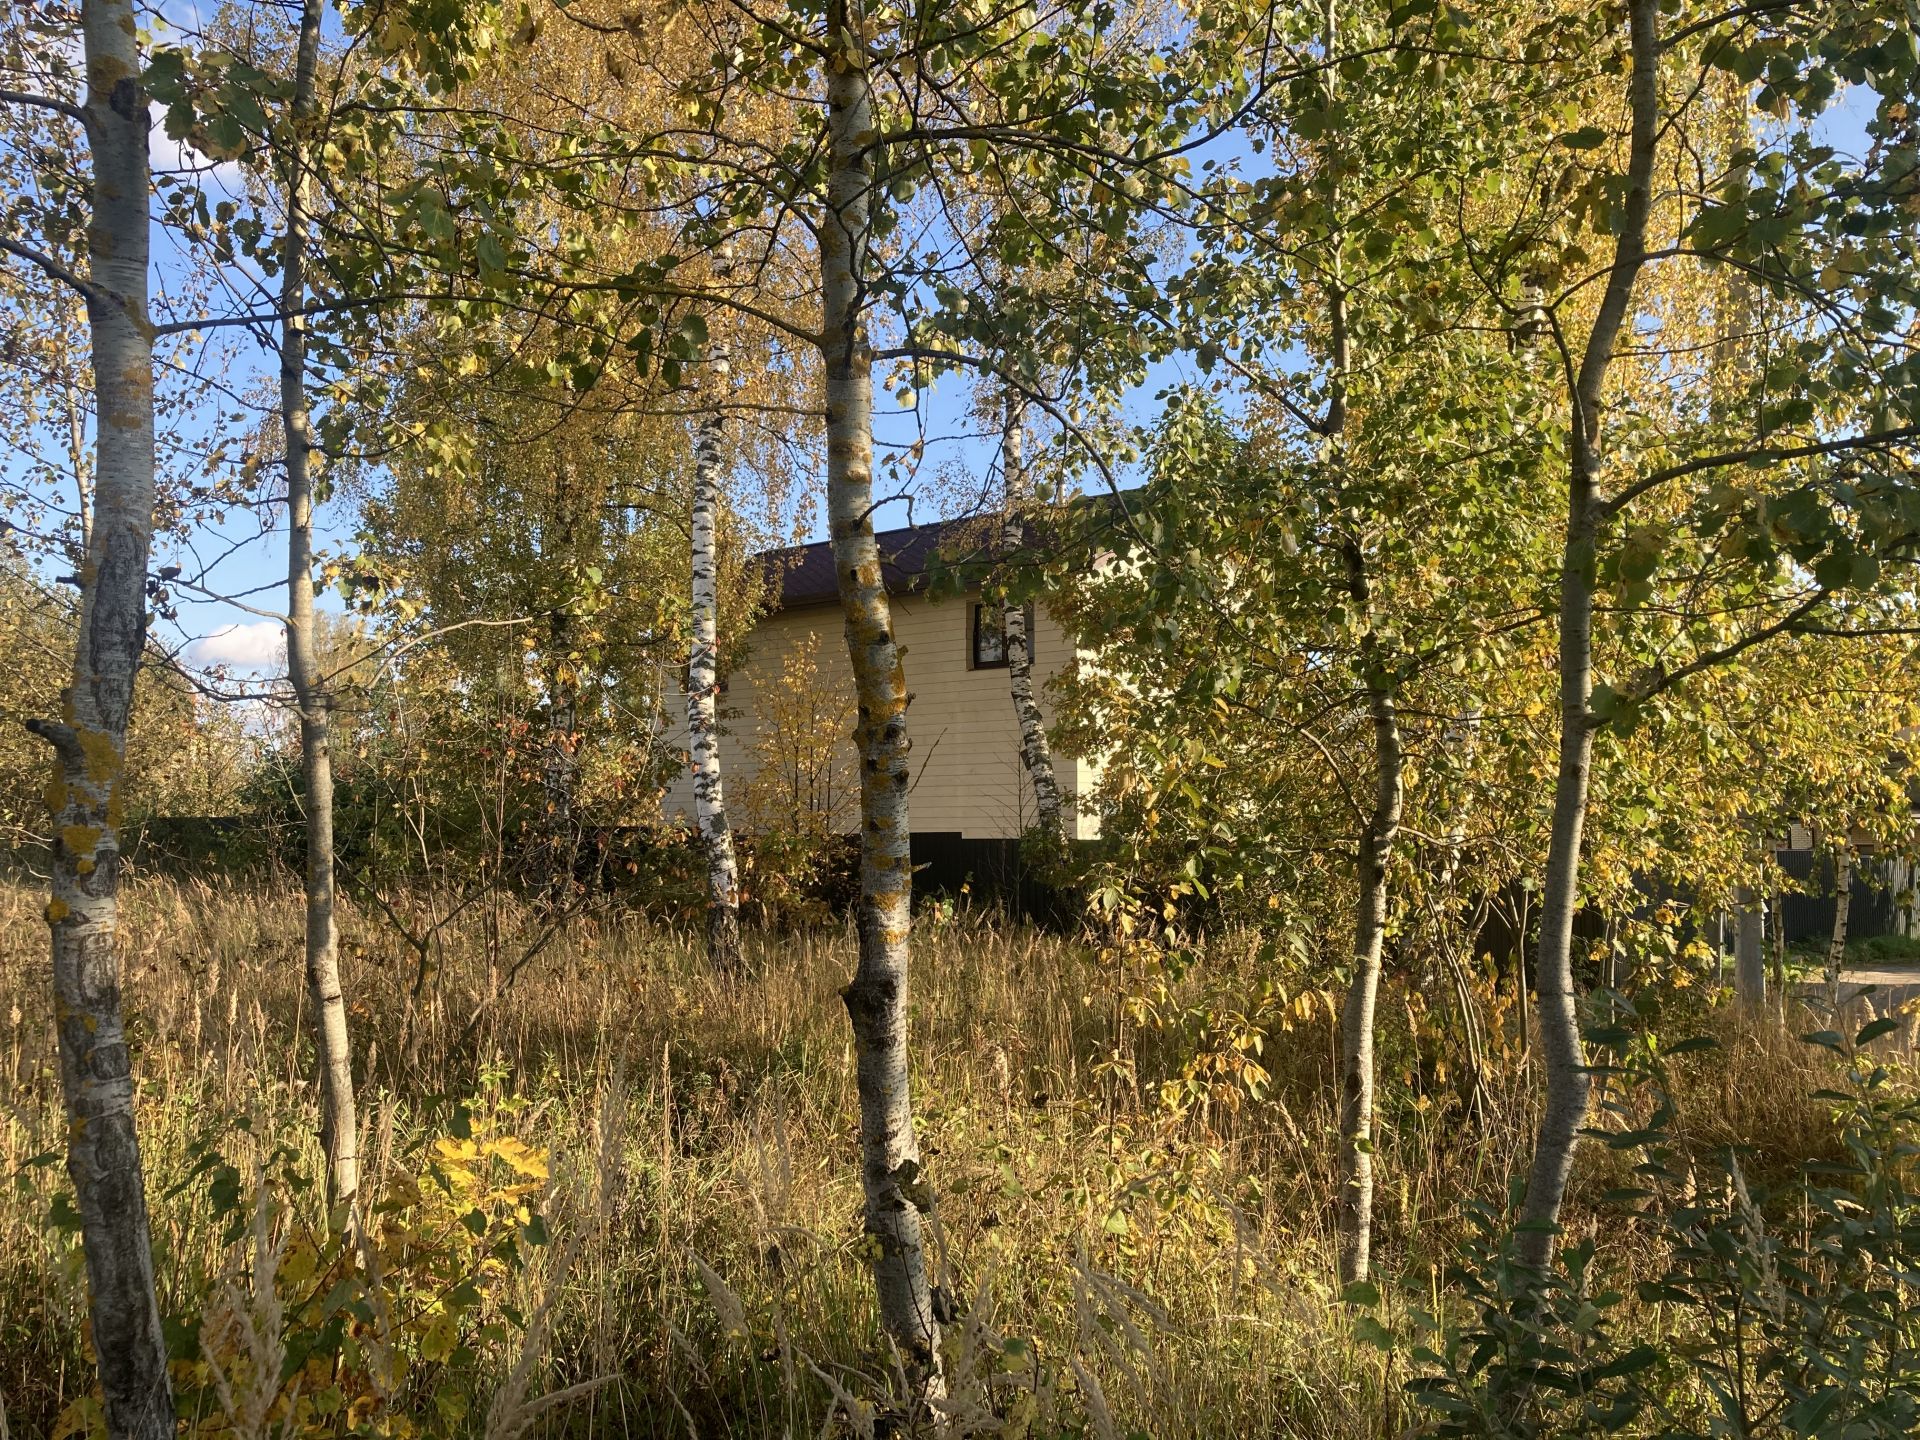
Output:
[761, 515, 997, 609]
[759, 491, 1134, 609]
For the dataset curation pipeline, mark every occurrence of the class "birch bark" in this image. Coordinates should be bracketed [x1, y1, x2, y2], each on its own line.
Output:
[542, 601, 579, 892]
[280, 0, 360, 1218]
[1000, 397, 1065, 843]
[1337, 542, 1405, 1288]
[1516, 0, 1661, 1267]
[1825, 844, 1853, 1007]
[1734, 882, 1766, 1007]
[30, 1, 175, 1430]
[688, 243, 743, 971]
[1316, 0, 1406, 1287]
[822, 0, 942, 1393]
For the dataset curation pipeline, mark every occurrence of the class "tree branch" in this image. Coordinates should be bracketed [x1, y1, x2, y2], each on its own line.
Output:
[0, 87, 88, 126]
[1599, 426, 1920, 519]
[0, 236, 103, 308]
[1628, 587, 1831, 709]
[24, 717, 87, 771]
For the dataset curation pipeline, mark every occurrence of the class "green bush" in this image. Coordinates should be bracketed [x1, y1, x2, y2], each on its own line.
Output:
[1407, 1017, 1920, 1437]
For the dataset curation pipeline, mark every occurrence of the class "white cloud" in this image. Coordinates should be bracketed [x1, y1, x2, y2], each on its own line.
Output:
[149, 101, 247, 194]
[192, 620, 284, 671]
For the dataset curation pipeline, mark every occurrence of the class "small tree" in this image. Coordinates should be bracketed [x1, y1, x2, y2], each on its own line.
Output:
[1, 0, 176, 1429]
[739, 628, 858, 840]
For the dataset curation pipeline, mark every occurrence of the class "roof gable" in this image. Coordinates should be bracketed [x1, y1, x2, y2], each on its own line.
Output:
[761, 515, 996, 608]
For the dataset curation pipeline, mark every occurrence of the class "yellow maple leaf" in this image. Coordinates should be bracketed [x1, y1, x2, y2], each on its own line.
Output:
[484, 1135, 550, 1181]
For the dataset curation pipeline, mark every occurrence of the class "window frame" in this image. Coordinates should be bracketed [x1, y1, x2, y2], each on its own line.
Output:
[969, 601, 1007, 669]
[968, 600, 1037, 671]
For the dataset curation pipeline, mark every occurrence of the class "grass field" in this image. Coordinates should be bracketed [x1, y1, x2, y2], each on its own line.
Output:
[0, 872, 1862, 1437]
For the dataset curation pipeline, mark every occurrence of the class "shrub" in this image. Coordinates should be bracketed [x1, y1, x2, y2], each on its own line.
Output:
[1406, 1016, 1920, 1437]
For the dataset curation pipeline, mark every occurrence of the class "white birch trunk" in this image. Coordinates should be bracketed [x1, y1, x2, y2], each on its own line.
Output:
[1315, 7, 1405, 1283]
[1734, 883, 1766, 1007]
[1518, 513, 1600, 1269]
[1825, 845, 1853, 1007]
[31, 3, 174, 1430]
[543, 603, 579, 891]
[1517, 0, 1661, 1268]
[280, 0, 360, 1220]
[1337, 541, 1405, 1288]
[688, 243, 743, 971]
[822, 1, 942, 1394]
[1000, 397, 1065, 844]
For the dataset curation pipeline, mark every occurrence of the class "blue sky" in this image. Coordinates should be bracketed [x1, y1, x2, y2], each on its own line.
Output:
[2, 7, 1882, 680]
[120, 0, 1214, 680]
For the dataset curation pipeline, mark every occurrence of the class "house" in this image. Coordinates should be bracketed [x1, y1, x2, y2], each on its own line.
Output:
[659, 516, 1100, 890]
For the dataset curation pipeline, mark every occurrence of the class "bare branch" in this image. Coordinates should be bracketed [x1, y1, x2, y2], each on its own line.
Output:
[0, 236, 103, 308]
[0, 87, 88, 125]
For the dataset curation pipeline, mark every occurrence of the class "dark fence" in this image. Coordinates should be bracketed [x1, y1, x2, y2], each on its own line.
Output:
[1774, 848, 1905, 946]
[89, 815, 1081, 925]
[908, 831, 1079, 925]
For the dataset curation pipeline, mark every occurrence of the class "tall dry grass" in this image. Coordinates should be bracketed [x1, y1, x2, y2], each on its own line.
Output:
[0, 870, 1857, 1436]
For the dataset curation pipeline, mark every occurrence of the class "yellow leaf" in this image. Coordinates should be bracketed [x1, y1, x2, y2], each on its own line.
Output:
[383, 1172, 424, 1210]
[434, 1137, 480, 1164]
[52, 1396, 106, 1440]
[421, 1310, 459, 1363]
[491, 1136, 552, 1175]
[281, 1234, 319, 1286]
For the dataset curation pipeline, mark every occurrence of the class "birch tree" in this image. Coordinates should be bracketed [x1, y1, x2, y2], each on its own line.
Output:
[814, 0, 942, 1374]
[1195, 0, 1556, 1287]
[0, 1, 175, 1430]
[1825, 842, 1854, 1006]
[145, 0, 462, 1211]
[276, 0, 360, 1217]
[1495, 0, 1920, 1261]
[999, 396, 1067, 844]
[1509, 0, 1663, 1264]
[687, 242, 744, 971]
[1313, 0, 1403, 1290]
[467, 0, 1257, 1390]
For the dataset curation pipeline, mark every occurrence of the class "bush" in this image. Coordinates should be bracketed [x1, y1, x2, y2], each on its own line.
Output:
[736, 828, 859, 929]
[1406, 1016, 1920, 1437]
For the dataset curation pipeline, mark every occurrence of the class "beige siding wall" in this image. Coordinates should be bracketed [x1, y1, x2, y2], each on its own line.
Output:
[661, 591, 1097, 840]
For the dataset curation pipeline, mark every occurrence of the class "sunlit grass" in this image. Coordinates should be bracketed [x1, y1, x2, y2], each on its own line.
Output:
[0, 870, 1860, 1436]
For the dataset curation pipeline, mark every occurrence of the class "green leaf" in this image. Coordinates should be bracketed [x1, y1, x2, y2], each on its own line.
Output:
[1353, 1315, 1395, 1350]
[47, 1191, 82, 1235]
[476, 232, 508, 277]
[1561, 126, 1608, 150]
[1590, 1344, 1659, 1380]
[209, 1163, 242, 1217]
[1661, 1036, 1719, 1056]
[1813, 549, 1856, 590]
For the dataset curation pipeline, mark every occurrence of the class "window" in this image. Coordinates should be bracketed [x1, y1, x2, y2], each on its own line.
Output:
[970, 602, 1006, 668]
[969, 602, 1035, 669]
